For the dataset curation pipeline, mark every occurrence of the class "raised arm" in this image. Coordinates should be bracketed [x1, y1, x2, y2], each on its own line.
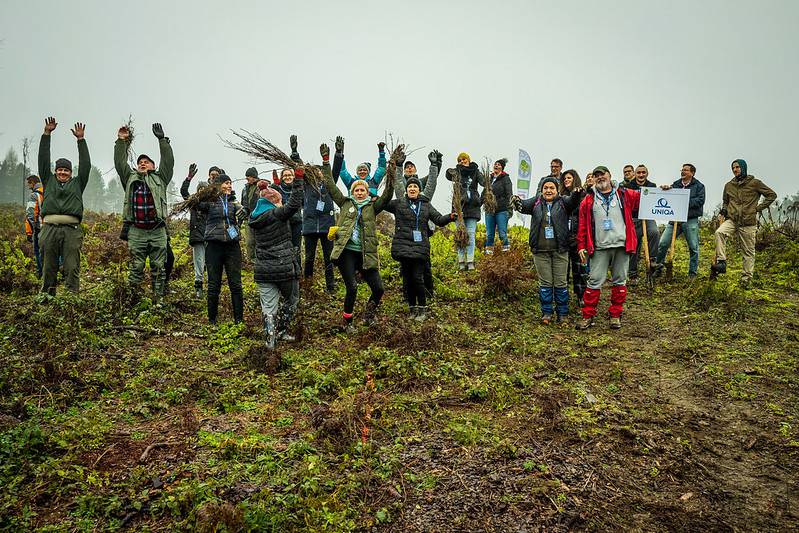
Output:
[332, 136, 344, 182]
[153, 123, 174, 184]
[372, 142, 387, 185]
[38, 118, 55, 186]
[115, 126, 134, 187]
[289, 134, 304, 164]
[423, 150, 442, 200]
[373, 171, 394, 213]
[321, 143, 346, 206]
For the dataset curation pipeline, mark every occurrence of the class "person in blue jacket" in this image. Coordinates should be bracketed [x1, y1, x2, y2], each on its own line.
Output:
[337, 140, 387, 196]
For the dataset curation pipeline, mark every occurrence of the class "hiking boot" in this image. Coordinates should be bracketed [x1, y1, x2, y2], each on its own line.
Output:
[609, 316, 622, 329]
[466, 262, 475, 271]
[575, 317, 594, 330]
[555, 314, 569, 326]
[277, 330, 296, 342]
[363, 301, 379, 326]
[415, 306, 428, 322]
[408, 306, 419, 319]
[541, 313, 553, 325]
[710, 260, 726, 279]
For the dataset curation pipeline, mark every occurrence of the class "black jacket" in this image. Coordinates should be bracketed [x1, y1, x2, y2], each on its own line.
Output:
[446, 162, 483, 220]
[271, 182, 303, 226]
[199, 194, 244, 243]
[180, 178, 209, 245]
[384, 197, 452, 260]
[303, 173, 338, 235]
[670, 177, 706, 220]
[484, 172, 513, 214]
[520, 193, 582, 253]
[249, 179, 305, 283]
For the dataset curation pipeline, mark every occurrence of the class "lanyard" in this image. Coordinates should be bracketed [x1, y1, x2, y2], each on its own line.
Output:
[545, 202, 552, 225]
[598, 188, 615, 218]
[409, 200, 421, 231]
[222, 194, 231, 226]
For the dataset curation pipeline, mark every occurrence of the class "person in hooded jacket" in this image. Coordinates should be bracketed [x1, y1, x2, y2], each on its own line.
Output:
[484, 158, 513, 254]
[197, 174, 246, 324]
[446, 152, 484, 271]
[711, 159, 776, 286]
[338, 141, 388, 196]
[241, 167, 261, 261]
[384, 165, 456, 321]
[513, 177, 583, 324]
[322, 143, 394, 332]
[181, 164, 220, 298]
[394, 148, 444, 300]
[249, 171, 305, 349]
[559, 169, 589, 305]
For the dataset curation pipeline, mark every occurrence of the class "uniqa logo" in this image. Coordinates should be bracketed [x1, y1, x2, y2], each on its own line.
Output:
[652, 196, 674, 216]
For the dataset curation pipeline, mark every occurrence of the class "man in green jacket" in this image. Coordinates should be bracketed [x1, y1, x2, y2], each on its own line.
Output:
[241, 167, 260, 261]
[37, 117, 91, 295]
[712, 159, 777, 286]
[114, 123, 174, 302]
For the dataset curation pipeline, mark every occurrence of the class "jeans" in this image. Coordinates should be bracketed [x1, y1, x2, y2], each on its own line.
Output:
[629, 219, 660, 277]
[656, 218, 700, 276]
[336, 248, 384, 314]
[457, 217, 478, 263]
[485, 210, 510, 248]
[192, 242, 206, 286]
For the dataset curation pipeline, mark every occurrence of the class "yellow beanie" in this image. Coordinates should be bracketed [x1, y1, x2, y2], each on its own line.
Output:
[457, 152, 471, 164]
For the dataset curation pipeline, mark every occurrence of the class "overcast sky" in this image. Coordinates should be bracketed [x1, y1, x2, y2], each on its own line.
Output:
[1, 0, 797, 215]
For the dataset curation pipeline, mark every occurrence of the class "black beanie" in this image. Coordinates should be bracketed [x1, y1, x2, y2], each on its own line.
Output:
[137, 154, 155, 165]
[54, 158, 72, 171]
[541, 177, 559, 190]
[209, 166, 220, 174]
[405, 176, 422, 190]
[496, 158, 508, 170]
[215, 174, 232, 185]
[245, 167, 258, 178]
[404, 160, 416, 169]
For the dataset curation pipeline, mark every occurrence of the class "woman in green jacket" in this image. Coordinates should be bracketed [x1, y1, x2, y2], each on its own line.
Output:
[320, 143, 394, 332]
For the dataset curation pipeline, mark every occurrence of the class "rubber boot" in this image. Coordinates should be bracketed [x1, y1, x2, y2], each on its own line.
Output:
[276, 312, 296, 342]
[263, 314, 276, 350]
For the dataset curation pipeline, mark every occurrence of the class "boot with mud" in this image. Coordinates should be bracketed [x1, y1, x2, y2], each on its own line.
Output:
[575, 317, 594, 330]
[363, 300, 380, 326]
[710, 259, 727, 280]
[276, 314, 296, 342]
[609, 316, 622, 329]
[263, 314, 277, 350]
[414, 306, 428, 322]
[408, 306, 419, 319]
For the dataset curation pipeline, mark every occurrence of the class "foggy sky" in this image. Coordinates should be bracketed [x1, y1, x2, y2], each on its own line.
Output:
[1, 0, 797, 216]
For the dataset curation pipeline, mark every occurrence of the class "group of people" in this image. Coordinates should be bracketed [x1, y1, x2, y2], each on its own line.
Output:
[25, 117, 778, 346]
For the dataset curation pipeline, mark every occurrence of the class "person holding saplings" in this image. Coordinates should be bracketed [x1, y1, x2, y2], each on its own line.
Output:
[115, 123, 174, 304]
[446, 152, 484, 271]
[483, 158, 513, 254]
[181, 165, 219, 298]
[249, 170, 305, 350]
[322, 143, 394, 332]
[241, 166, 261, 262]
[512, 177, 583, 324]
[710, 159, 776, 287]
[575, 166, 641, 330]
[384, 154, 457, 321]
[37, 117, 91, 295]
[197, 174, 246, 324]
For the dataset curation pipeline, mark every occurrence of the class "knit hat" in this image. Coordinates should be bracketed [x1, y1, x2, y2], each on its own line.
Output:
[245, 167, 258, 178]
[137, 154, 155, 166]
[496, 158, 508, 170]
[404, 160, 416, 169]
[405, 176, 422, 190]
[26, 174, 40, 184]
[54, 158, 72, 171]
[350, 179, 369, 195]
[592, 165, 610, 176]
[540, 177, 559, 190]
[356, 162, 371, 174]
[457, 152, 471, 164]
[215, 174, 232, 185]
[209, 166, 221, 175]
[259, 184, 282, 205]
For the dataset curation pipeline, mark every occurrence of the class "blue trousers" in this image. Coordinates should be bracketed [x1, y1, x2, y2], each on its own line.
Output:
[485, 210, 510, 247]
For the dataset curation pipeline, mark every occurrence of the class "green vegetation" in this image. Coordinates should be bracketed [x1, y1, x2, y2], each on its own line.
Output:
[1, 207, 797, 531]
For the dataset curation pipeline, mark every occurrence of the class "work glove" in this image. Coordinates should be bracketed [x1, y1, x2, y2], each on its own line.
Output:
[152, 123, 165, 140]
[290, 134, 298, 153]
[511, 195, 523, 212]
[187, 163, 198, 180]
[294, 167, 305, 179]
[335, 136, 345, 154]
[272, 169, 280, 185]
[320, 143, 330, 160]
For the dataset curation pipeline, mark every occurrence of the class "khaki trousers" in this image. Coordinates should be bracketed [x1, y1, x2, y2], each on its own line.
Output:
[715, 220, 756, 281]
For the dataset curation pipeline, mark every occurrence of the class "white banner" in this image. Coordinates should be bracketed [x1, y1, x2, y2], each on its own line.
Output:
[637, 187, 690, 222]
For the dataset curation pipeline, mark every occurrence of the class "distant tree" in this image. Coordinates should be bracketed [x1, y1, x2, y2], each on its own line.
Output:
[0, 148, 31, 206]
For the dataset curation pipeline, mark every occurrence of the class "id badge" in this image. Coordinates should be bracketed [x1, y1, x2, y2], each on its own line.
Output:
[412, 230, 423, 242]
[316, 200, 325, 211]
[227, 226, 239, 239]
[544, 225, 555, 239]
[602, 219, 613, 231]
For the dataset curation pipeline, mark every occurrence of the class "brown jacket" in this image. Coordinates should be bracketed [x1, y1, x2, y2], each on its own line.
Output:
[721, 175, 776, 226]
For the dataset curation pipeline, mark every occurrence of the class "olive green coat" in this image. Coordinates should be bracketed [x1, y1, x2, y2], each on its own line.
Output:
[114, 138, 175, 223]
[323, 161, 393, 270]
[38, 135, 91, 221]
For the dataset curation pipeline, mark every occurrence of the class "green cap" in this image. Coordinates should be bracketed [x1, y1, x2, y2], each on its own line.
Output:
[592, 166, 610, 175]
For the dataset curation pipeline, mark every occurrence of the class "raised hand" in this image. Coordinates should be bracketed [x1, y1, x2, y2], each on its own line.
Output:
[511, 195, 523, 212]
[377, 141, 386, 152]
[44, 117, 57, 135]
[70, 122, 86, 140]
[272, 169, 280, 185]
[188, 163, 198, 179]
[294, 167, 305, 179]
[335, 136, 345, 153]
[320, 143, 330, 159]
[118, 126, 131, 141]
[152, 123, 165, 140]
[428, 150, 437, 164]
[290, 134, 298, 152]
[433, 150, 443, 166]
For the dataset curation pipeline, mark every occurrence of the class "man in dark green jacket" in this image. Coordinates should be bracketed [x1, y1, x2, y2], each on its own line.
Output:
[712, 159, 776, 285]
[241, 167, 260, 261]
[37, 117, 91, 295]
[114, 123, 174, 302]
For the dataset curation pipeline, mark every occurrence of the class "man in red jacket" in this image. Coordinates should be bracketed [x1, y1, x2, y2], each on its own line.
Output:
[576, 166, 641, 330]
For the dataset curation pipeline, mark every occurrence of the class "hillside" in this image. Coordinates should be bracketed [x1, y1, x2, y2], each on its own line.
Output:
[1, 207, 798, 531]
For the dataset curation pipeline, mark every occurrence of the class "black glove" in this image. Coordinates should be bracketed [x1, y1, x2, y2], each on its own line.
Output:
[188, 163, 198, 179]
[428, 151, 437, 165]
[290, 134, 298, 152]
[152, 123, 165, 140]
[377, 141, 386, 152]
[335, 136, 345, 154]
[433, 150, 443, 168]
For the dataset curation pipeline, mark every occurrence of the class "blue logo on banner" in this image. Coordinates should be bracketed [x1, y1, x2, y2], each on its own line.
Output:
[652, 196, 675, 216]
